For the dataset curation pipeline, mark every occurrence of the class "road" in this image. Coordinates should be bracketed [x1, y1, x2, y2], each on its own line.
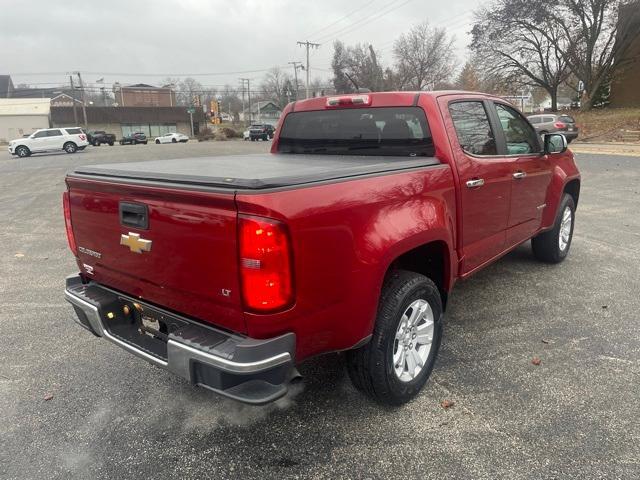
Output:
[1, 141, 638, 479]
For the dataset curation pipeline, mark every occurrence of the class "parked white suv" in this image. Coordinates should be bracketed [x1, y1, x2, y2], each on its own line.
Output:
[8, 127, 89, 157]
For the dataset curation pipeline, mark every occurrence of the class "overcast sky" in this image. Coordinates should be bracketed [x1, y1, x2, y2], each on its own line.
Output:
[2, 0, 481, 91]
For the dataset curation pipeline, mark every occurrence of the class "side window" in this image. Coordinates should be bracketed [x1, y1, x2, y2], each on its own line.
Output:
[47, 129, 62, 137]
[33, 130, 49, 138]
[448, 101, 497, 156]
[494, 103, 540, 155]
[528, 117, 540, 125]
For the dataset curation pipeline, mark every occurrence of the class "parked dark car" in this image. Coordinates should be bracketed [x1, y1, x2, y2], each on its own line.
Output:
[87, 130, 116, 146]
[527, 114, 579, 143]
[119, 132, 148, 145]
[249, 123, 275, 141]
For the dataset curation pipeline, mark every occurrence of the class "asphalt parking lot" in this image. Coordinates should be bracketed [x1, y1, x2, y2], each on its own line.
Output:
[1, 141, 639, 479]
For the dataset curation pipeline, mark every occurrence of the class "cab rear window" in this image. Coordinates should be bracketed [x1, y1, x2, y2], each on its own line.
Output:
[277, 107, 434, 157]
[65, 128, 83, 134]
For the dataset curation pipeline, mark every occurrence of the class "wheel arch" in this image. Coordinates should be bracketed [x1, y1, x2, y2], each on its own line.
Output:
[563, 178, 580, 207]
[384, 240, 452, 310]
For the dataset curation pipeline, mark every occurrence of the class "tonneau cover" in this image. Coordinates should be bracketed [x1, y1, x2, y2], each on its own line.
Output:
[71, 154, 441, 190]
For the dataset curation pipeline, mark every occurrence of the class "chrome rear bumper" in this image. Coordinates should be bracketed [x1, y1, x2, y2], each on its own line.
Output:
[65, 274, 296, 404]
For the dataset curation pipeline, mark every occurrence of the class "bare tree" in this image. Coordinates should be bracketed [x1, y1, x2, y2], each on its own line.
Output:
[552, 0, 640, 109]
[392, 22, 456, 90]
[471, 0, 570, 111]
[261, 67, 292, 108]
[331, 41, 385, 93]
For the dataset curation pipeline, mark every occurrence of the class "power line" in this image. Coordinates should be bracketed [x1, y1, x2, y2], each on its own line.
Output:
[307, 0, 377, 39]
[10, 66, 291, 78]
[313, 0, 415, 43]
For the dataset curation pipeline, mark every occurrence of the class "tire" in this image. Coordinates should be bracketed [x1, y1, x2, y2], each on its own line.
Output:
[119, 140, 124, 145]
[93, 140, 100, 146]
[346, 270, 443, 405]
[156, 139, 160, 144]
[15, 146, 31, 157]
[143, 141, 148, 145]
[64, 142, 78, 154]
[109, 142, 114, 146]
[172, 138, 177, 143]
[532, 193, 575, 263]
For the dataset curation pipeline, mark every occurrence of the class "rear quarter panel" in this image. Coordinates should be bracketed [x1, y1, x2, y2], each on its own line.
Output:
[236, 165, 456, 361]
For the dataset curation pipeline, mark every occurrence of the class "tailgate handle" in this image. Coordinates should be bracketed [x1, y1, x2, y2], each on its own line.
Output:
[119, 202, 149, 229]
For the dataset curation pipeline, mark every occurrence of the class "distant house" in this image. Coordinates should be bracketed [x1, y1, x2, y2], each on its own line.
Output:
[0, 98, 51, 142]
[50, 93, 84, 107]
[240, 101, 282, 124]
[113, 83, 177, 107]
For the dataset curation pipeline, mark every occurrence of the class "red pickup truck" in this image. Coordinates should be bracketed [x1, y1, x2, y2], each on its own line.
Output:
[64, 91, 580, 405]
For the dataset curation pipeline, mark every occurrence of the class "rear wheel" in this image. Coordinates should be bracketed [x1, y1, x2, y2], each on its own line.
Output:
[16, 146, 31, 157]
[156, 139, 160, 144]
[93, 140, 100, 146]
[143, 141, 148, 145]
[172, 138, 177, 143]
[346, 270, 443, 405]
[109, 141, 114, 146]
[532, 193, 575, 263]
[64, 142, 78, 154]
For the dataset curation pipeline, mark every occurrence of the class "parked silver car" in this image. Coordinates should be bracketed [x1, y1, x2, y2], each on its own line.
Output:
[527, 114, 579, 143]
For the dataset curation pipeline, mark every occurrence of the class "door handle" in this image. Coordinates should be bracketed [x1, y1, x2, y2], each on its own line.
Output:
[466, 178, 485, 188]
[513, 171, 527, 179]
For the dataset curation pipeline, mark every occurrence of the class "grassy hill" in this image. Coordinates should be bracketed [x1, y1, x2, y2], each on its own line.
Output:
[569, 108, 640, 143]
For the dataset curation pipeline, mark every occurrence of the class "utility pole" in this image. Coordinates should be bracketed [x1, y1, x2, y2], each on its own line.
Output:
[239, 78, 252, 124]
[69, 75, 78, 126]
[297, 41, 320, 99]
[288, 61, 303, 100]
[75, 72, 88, 128]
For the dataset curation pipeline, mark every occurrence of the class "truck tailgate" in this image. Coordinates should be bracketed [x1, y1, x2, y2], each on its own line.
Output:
[66, 177, 246, 334]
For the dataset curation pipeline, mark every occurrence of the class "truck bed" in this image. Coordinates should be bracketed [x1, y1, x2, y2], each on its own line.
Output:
[71, 154, 441, 190]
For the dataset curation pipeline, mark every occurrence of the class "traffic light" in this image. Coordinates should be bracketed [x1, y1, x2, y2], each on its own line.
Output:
[210, 100, 221, 124]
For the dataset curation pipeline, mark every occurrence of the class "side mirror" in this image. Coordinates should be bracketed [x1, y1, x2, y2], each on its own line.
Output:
[544, 133, 568, 154]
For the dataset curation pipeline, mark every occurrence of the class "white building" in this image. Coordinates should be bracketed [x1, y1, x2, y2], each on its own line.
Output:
[0, 98, 51, 143]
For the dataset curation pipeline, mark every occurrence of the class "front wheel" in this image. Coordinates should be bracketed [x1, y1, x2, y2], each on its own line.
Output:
[15, 146, 31, 157]
[64, 142, 78, 154]
[532, 193, 575, 263]
[108, 142, 114, 146]
[143, 141, 148, 145]
[346, 270, 443, 405]
[172, 138, 177, 143]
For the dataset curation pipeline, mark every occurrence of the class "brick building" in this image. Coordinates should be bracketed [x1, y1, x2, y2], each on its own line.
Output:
[113, 83, 177, 107]
[610, 1, 640, 107]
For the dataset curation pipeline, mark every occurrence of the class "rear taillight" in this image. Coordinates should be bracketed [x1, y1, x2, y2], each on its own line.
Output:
[554, 122, 566, 129]
[79, 134, 86, 141]
[239, 215, 294, 313]
[63, 191, 77, 256]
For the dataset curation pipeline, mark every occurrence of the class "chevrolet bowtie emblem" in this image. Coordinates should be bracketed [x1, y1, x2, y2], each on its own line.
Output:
[120, 232, 152, 254]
